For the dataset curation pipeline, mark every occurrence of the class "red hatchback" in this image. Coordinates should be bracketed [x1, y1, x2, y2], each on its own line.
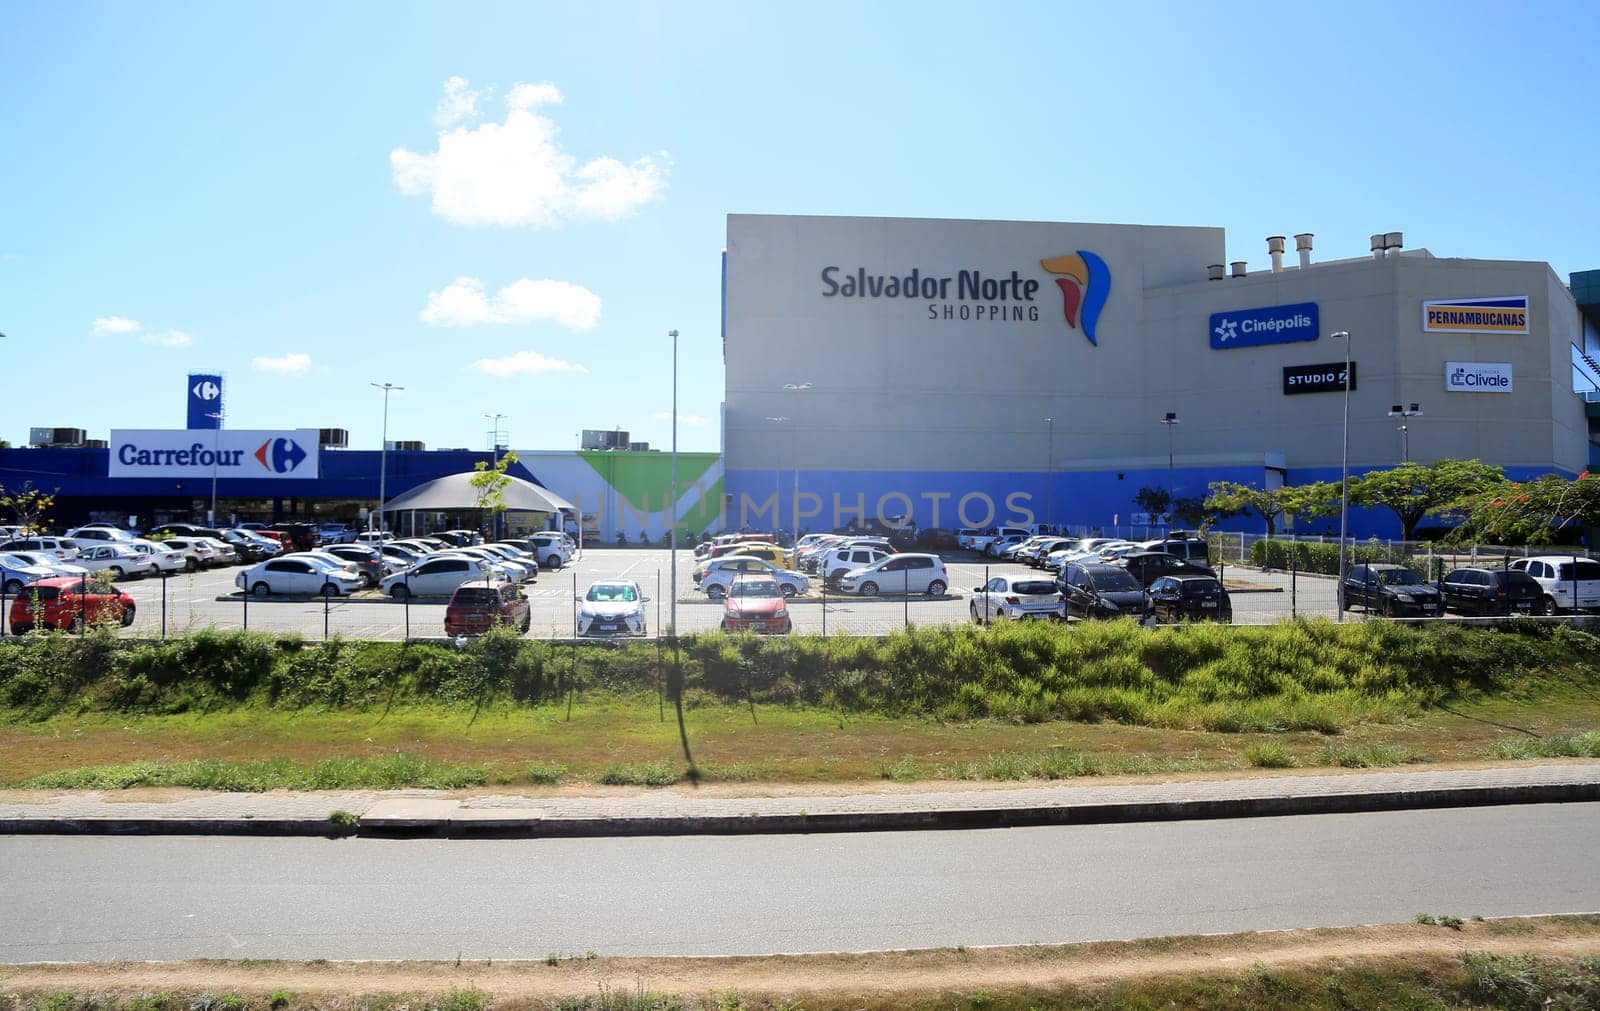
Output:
[720, 574, 792, 634]
[443, 579, 531, 635]
[8, 577, 136, 634]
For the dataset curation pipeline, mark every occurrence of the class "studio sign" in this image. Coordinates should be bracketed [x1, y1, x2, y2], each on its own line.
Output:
[1283, 361, 1356, 395]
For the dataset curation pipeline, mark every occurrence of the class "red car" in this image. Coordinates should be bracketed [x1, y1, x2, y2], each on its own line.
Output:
[444, 579, 531, 635]
[8, 577, 136, 634]
[720, 574, 792, 634]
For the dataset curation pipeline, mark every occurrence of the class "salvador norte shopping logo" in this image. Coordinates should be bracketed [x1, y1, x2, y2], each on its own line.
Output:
[1040, 251, 1111, 345]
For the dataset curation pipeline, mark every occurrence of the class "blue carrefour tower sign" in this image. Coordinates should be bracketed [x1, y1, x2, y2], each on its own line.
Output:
[1209, 302, 1320, 350]
[187, 374, 223, 429]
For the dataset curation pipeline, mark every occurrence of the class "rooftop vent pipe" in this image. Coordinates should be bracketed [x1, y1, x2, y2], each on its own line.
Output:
[1384, 231, 1404, 256]
[1371, 234, 1386, 261]
[1267, 235, 1286, 273]
[1230, 260, 1247, 278]
[1206, 263, 1225, 281]
[1294, 232, 1313, 268]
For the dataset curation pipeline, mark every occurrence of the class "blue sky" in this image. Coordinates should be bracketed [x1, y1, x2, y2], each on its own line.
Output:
[3, 0, 1596, 454]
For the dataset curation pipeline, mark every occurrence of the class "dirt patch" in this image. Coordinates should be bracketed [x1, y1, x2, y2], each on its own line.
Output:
[4, 916, 1598, 1004]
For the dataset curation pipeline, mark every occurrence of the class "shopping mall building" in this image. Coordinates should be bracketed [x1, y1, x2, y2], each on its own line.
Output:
[721, 214, 1600, 538]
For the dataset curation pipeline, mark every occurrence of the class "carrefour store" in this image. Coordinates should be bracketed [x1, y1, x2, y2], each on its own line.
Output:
[720, 213, 1599, 538]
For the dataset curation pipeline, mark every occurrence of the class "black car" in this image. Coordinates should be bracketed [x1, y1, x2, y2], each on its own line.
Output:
[219, 528, 275, 562]
[1147, 574, 1232, 623]
[1118, 551, 1216, 588]
[266, 523, 319, 552]
[323, 543, 387, 588]
[1440, 567, 1546, 616]
[1341, 563, 1444, 617]
[1059, 563, 1148, 620]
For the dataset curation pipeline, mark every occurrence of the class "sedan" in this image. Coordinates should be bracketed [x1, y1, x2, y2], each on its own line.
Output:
[1440, 567, 1545, 616]
[970, 574, 1064, 623]
[1341, 564, 1444, 617]
[236, 555, 365, 597]
[576, 579, 650, 637]
[380, 554, 498, 599]
[321, 544, 387, 587]
[74, 543, 155, 579]
[5, 550, 90, 581]
[1147, 574, 1233, 623]
[701, 558, 808, 600]
[0, 554, 58, 595]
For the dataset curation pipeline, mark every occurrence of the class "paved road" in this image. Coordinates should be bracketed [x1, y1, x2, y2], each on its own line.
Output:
[4, 803, 1596, 961]
[2, 548, 1356, 641]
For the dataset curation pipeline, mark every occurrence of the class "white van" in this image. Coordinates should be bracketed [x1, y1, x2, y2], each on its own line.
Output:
[1508, 556, 1600, 612]
[838, 553, 949, 597]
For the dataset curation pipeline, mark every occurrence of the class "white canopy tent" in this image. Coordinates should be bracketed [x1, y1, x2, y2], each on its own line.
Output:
[379, 472, 574, 533]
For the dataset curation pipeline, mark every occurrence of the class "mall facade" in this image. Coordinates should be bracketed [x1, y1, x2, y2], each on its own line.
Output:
[720, 214, 1600, 538]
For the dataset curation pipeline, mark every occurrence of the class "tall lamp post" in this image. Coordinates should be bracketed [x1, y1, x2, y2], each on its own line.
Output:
[206, 410, 224, 526]
[1332, 331, 1352, 621]
[764, 416, 789, 537]
[1387, 403, 1422, 463]
[1160, 412, 1180, 532]
[484, 413, 507, 538]
[668, 330, 678, 639]
[1044, 417, 1055, 531]
[370, 382, 403, 532]
[784, 383, 812, 538]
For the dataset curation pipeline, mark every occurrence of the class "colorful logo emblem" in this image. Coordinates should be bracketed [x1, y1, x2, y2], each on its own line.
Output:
[1040, 251, 1111, 345]
[254, 437, 308, 473]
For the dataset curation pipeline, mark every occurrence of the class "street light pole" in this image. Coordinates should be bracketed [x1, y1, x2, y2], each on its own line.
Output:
[207, 410, 224, 526]
[668, 330, 678, 639]
[1332, 331, 1352, 621]
[370, 382, 403, 532]
[1387, 403, 1422, 463]
[484, 412, 507, 539]
[1160, 412, 1180, 532]
[1044, 417, 1054, 531]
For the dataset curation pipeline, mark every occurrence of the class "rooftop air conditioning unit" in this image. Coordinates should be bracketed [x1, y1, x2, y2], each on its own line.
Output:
[318, 428, 349, 449]
[28, 427, 88, 448]
[388, 440, 426, 452]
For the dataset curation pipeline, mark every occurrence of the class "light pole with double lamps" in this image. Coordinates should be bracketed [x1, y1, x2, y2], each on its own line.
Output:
[1388, 403, 1422, 463]
[784, 382, 812, 537]
[1331, 330, 1352, 620]
[370, 382, 404, 532]
[1160, 412, 1180, 532]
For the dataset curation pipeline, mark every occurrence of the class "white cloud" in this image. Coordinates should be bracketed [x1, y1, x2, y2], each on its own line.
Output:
[434, 75, 481, 128]
[252, 352, 312, 375]
[420, 275, 601, 330]
[138, 329, 193, 348]
[391, 77, 669, 228]
[91, 316, 141, 336]
[653, 411, 711, 426]
[469, 350, 589, 377]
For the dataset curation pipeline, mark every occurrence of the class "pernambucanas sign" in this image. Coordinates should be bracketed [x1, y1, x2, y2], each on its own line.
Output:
[1282, 361, 1357, 395]
[1422, 295, 1529, 334]
[110, 429, 321, 479]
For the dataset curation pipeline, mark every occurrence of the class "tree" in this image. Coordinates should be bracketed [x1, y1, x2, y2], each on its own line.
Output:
[470, 449, 518, 535]
[1348, 459, 1502, 541]
[1453, 471, 1600, 544]
[1203, 480, 1338, 537]
[1132, 486, 1171, 523]
[0, 481, 57, 533]
[1171, 495, 1213, 530]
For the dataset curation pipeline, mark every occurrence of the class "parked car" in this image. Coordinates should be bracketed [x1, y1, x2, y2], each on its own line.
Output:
[75, 543, 155, 579]
[1341, 563, 1444, 617]
[477, 543, 540, 581]
[122, 539, 186, 574]
[1440, 567, 1546, 616]
[379, 543, 427, 570]
[8, 577, 136, 633]
[234, 555, 362, 597]
[432, 529, 482, 547]
[380, 554, 496, 599]
[720, 574, 792, 634]
[1147, 574, 1233, 623]
[1117, 551, 1217, 588]
[322, 544, 387, 587]
[525, 531, 575, 569]
[0, 536, 81, 561]
[194, 537, 240, 565]
[353, 530, 395, 547]
[65, 526, 136, 544]
[0, 554, 58, 594]
[838, 553, 948, 597]
[1507, 556, 1600, 614]
[450, 546, 534, 582]
[914, 528, 960, 551]
[970, 574, 1064, 623]
[724, 542, 793, 569]
[1136, 534, 1210, 564]
[220, 529, 281, 562]
[156, 537, 217, 571]
[444, 579, 530, 635]
[575, 579, 650, 637]
[815, 544, 892, 587]
[1059, 563, 1149, 621]
[318, 523, 355, 544]
[266, 523, 320, 552]
[700, 557, 809, 600]
[968, 526, 1031, 555]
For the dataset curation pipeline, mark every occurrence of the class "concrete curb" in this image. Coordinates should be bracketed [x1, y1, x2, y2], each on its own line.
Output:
[4, 781, 1596, 839]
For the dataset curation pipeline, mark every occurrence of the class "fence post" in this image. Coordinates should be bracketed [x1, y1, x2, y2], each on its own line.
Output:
[1503, 552, 1511, 619]
[161, 569, 168, 639]
[1573, 552, 1581, 623]
[323, 587, 330, 641]
[903, 567, 909, 627]
[821, 576, 828, 638]
[0, 574, 7, 637]
[1290, 553, 1297, 619]
[243, 579, 248, 631]
[656, 568, 664, 723]
[79, 578, 87, 635]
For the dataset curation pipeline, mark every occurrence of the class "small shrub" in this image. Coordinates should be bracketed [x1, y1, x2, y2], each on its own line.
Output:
[1439, 914, 1464, 929]
[328, 809, 357, 827]
[522, 761, 567, 785]
[1243, 741, 1296, 768]
[599, 762, 678, 787]
[435, 989, 488, 1011]
[268, 993, 289, 1010]
[1415, 912, 1437, 925]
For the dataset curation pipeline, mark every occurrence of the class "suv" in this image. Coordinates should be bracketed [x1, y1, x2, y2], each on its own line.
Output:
[444, 579, 530, 635]
[1508, 556, 1600, 614]
[837, 553, 948, 597]
[1340, 563, 1443, 617]
[526, 531, 575, 569]
[1441, 567, 1545, 616]
[1118, 551, 1216, 588]
[1148, 574, 1232, 623]
[9, 577, 136, 634]
[0, 536, 81, 561]
[1137, 534, 1210, 564]
[817, 544, 892, 586]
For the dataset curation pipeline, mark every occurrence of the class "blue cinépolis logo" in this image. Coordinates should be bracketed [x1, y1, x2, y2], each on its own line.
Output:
[1210, 302, 1320, 350]
[254, 437, 308, 473]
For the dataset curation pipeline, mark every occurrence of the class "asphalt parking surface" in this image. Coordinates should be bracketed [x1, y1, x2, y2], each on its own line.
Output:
[0, 547, 1356, 641]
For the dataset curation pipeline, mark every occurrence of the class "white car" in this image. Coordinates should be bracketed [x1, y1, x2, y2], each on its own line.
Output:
[160, 537, 218, 571]
[450, 546, 532, 582]
[236, 555, 365, 597]
[525, 531, 576, 569]
[0, 554, 57, 594]
[353, 531, 395, 546]
[838, 553, 949, 597]
[816, 545, 892, 586]
[123, 539, 186, 574]
[380, 554, 500, 599]
[5, 550, 90, 580]
[380, 543, 427, 569]
[700, 557, 809, 599]
[970, 574, 1065, 623]
[576, 579, 650, 637]
[75, 543, 156, 579]
[0, 536, 82, 561]
[1508, 555, 1600, 613]
[66, 526, 137, 544]
[969, 526, 1032, 555]
[195, 537, 240, 565]
[479, 543, 540, 581]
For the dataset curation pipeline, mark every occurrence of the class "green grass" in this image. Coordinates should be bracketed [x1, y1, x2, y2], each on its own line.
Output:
[597, 762, 679, 787]
[18, 753, 489, 791]
[1486, 730, 1600, 760]
[1242, 740, 1297, 768]
[1312, 743, 1428, 768]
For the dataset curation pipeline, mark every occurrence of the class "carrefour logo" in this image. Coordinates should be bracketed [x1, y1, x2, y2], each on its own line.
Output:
[1210, 302, 1320, 350]
[254, 437, 308, 473]
[191, 379, 220, 401]
[817, 249, 1113, 345]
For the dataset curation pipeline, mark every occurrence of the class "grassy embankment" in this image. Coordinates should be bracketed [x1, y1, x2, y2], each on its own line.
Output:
[2, 619, 1598, 789]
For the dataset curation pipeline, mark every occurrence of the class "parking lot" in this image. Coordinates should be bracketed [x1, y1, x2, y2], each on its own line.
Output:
[0, 547, 1349, 641]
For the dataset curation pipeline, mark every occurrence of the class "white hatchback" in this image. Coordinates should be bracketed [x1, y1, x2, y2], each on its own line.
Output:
[1508, 556, 1600, 613]
[971, 573, 1065, 623]
[838, 553, 949, 597]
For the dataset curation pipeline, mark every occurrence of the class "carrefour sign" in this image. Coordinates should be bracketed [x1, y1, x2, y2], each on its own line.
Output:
[1210, 302, 1319, 350]
[110, 429, 320, 479]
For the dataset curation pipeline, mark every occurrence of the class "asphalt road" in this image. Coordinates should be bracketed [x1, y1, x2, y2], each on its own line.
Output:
[4, 803, 1596, 962]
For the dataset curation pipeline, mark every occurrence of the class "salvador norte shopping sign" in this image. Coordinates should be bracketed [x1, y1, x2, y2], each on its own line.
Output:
[109, 429, 320, 479]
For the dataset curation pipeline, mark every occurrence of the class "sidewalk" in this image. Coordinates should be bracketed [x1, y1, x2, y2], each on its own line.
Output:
[2, 762, 1596, 838]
